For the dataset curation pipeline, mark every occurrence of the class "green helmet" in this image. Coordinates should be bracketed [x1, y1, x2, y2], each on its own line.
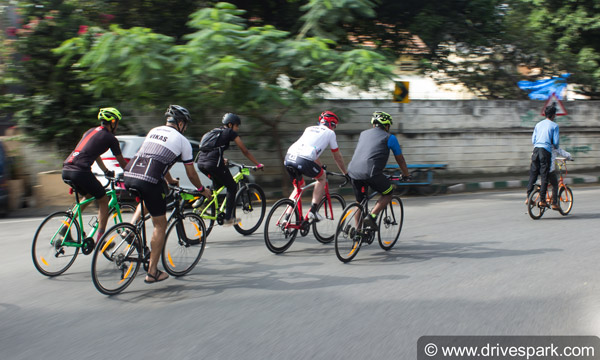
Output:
[98, 107, 122, 123]
[371, 111, 393, 126]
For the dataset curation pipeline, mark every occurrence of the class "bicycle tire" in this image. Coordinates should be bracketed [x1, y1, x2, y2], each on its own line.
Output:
[558, 186, 574, 215]
[91, 222, 142, 295]
[378, 196, 404, 250]
[162, 213, 206, 276]
[334, 203, 365, 263]
[264, 198, 299, 254]
[109, 203, 137, 225]
[313, 193, 345, 244]
[32, 211, 81, 276]
[527, 187, 545, 220]
[195, 198, 216, 237]
[233, 183, 266, 235]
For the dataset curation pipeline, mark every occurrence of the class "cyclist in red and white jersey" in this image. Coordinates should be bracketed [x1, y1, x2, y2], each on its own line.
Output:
[284, 111, 349, 221]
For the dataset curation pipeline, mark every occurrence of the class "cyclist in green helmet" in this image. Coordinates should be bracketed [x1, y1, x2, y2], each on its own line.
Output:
[62, 107, 128, 243]
[347, 111, 410, 230]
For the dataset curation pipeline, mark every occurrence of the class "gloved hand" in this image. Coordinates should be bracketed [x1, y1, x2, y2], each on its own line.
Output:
[256, 163, 264, 170]
[104, 170, 115, 178]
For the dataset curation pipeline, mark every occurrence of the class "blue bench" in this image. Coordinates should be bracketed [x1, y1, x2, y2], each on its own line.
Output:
[385, 163, 447, 195]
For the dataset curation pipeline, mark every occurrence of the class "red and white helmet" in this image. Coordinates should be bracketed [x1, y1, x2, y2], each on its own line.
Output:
[319, 111, 339, 129]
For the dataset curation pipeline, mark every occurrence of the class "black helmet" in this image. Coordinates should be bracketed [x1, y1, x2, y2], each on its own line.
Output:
[222, 113, 241, 126]
[165, 105, 192, 125]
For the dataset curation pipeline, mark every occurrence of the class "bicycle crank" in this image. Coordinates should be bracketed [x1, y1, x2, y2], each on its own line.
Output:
[81, 237, 95, 255]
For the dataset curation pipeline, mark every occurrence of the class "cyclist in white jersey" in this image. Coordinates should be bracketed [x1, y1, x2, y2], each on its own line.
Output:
[124, 105, 211, 284]
[284, 111, 349, 221]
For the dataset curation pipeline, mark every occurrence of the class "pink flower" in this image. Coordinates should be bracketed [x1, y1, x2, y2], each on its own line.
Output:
[44, 15, 54, 20]
[78, 25, 88, 35]
[21, 55, 31, 62]
[6, 27, 17, 37]
[100, 13, 115, 23]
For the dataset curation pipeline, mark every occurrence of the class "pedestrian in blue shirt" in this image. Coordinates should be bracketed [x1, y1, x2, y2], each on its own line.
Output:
[526, 104, 559, 207]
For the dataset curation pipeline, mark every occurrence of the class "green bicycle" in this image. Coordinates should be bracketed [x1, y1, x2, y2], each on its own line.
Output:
[31, 175, 135, 276]
[193, 162, 266, 236]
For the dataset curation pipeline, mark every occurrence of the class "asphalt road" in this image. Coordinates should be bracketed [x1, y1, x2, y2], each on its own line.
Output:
[1, 187, 600, 360]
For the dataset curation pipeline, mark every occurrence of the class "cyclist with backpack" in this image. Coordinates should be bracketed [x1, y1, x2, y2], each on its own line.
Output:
[196, 113, 263, 226]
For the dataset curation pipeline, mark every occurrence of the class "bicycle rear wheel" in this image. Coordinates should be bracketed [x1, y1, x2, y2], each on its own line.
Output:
[378, 196, 404, 250]
[109, 203, 137, 225]
[334, 203, 364, 263]
[527, 188, 545, 220]
[313, 193, 345, 244]
[32, 211, 81, 276]
[91, 223, 142, 295]
[558, 186, 574, 215]
[264, 198, 299, 254]
[234, 183, 266, 235]
[162, 213, 206, 276]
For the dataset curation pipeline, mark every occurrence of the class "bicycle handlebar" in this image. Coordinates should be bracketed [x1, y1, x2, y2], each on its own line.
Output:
[167, 183, 204, 197]
[228, 161, 262, 171]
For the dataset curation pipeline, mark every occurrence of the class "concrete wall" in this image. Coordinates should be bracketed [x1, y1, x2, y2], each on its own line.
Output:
[14, 99, 600, 198]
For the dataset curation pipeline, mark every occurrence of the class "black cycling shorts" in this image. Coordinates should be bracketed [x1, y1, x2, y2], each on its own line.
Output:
[124, 177, 167, 217]
[284, 154, 323, 182]
[350, 173, 393, 203]
[62, 169, 106, 200]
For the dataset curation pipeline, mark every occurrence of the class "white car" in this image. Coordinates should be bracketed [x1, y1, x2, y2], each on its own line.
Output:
[91, 135, 212, 189]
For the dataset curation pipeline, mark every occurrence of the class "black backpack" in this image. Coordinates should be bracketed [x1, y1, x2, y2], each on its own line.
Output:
[199, 127, 225, 152]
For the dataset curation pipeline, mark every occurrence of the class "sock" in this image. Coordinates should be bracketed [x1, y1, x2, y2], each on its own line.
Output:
[310, 203, 318, 214]
[96, 229, 105, 241]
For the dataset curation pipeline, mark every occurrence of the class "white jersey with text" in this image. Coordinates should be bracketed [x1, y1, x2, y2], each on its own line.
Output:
[286, 125, 339, 161]
[124, 125, 193, 184]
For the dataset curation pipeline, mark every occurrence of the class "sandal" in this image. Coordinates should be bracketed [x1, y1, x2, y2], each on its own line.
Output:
[144, 269, 169, 284]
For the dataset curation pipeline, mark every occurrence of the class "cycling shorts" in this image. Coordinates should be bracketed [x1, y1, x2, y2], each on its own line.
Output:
[284, 154, 324, 181]
[350, 173, 393, 203]
[124, 177, 167, 217]
[62, 169, 106, 200]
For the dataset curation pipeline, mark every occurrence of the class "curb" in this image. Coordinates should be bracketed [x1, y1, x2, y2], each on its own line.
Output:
[447, 175, 600, 193]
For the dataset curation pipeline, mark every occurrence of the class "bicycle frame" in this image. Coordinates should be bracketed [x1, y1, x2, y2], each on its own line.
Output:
[60, 179, 126, 248]
[195, 166, 257, 221]
[276, 175, 335, 231]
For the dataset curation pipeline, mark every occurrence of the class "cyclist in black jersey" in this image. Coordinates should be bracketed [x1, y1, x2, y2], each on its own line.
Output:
[62, 107, 128, 243]
[196, 113, 263, 226]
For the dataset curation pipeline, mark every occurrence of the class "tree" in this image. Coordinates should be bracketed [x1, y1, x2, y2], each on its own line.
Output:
[54, 2, 395, 190]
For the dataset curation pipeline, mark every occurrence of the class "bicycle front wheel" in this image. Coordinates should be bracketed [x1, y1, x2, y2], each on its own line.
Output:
[558, 186, 574, 215]
[234, 183, 267, 235]
[32, 211, 81, 276]
[162, 213, 206, 276]
[334, 203, 364, 263]
[264, 198, 299, 254]
[91, 223, 142, 295]
[378, 196, 404, 250]
[527, 187, 545, 220]
[313, 193, 345, 244]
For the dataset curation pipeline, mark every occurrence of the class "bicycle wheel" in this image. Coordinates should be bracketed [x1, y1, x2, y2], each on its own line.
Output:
[32, 211, 81, 276]
[264, 198, 299, 254]
[527, 187, 545, 220]
[234, 183, 267, 235]
[334, 203, 364, 263]
[313, 193, 346, 244]
[162, 213, 206, 276]
[378, 196, 404, 250]
[109, 203, 137, 225]
[91, 222, 142, 295]
[558, 186, 574, 215]
[194, 199, 216, 237]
